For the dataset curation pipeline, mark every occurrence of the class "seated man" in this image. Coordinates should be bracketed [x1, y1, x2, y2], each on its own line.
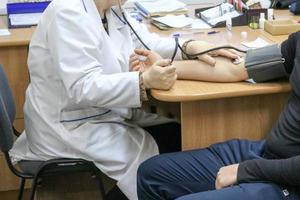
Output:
[135, 32, 300, 200]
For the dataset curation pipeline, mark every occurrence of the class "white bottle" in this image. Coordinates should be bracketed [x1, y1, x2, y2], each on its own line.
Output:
[267, 9, 274, 20]
[259, 13, 265, 29]
[226, 17, 232, 31]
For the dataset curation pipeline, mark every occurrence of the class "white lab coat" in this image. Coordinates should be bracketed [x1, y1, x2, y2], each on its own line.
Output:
[9, 0, 181, 199]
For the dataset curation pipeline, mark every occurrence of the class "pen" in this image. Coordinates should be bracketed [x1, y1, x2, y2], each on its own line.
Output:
[207, 30, 220, 34]
[172, 31, 205, 37]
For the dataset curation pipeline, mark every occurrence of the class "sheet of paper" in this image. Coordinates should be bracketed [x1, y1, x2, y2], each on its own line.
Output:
[241, 37, 270, 48]
[246, 79, 256, 84]
[190, 18, 212, 29]
[153, 15, 211, 29]
[0, 29, 11, 36]
[9, 12, 43, 26]
[152, 15, 191, 28]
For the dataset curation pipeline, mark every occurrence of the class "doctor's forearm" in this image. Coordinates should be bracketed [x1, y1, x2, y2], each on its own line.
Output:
[173, 58, 248, 83]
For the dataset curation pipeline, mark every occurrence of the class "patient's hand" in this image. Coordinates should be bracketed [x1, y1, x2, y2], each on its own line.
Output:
[215, 164, 239, 189]
[186, 41, 240, 66]
[129, 49, 162, 72]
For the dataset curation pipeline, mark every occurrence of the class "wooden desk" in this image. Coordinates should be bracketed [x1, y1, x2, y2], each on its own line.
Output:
[152, 80, 290, 150]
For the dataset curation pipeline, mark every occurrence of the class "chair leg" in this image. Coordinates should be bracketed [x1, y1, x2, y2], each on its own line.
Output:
[29, 177, 39, 200]
[18, 178, 26, 200]
[94, 172, 106, 200]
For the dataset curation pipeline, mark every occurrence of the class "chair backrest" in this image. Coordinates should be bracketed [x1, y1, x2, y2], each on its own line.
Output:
[0, 64, 16, 152]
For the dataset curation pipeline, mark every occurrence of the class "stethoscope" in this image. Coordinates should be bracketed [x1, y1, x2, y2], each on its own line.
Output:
[83, 0, 247, 63]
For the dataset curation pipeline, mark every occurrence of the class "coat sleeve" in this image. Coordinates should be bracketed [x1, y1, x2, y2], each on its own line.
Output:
[126, 13, 182, 60]
[46, 6, 141, 108]
[237, 156, 300, 186]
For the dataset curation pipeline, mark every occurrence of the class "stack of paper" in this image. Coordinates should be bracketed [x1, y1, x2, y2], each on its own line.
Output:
[0, 29, 11, 36]
[9, 12, 43, 26]
[135, 0, 188, 18]
[7, 0, 51, 28]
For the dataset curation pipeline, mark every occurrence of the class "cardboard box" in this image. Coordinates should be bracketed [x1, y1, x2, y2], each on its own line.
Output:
[264, 19, 300, 35]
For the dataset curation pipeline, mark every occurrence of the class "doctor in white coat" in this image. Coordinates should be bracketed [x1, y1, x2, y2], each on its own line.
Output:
[10, 0, 240, 199]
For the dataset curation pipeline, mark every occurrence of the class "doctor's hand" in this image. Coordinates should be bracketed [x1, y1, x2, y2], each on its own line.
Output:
[142, 59, 177, 90]
[129, 49, 162, 72]
[215, 164, 239, 190]
[186, 41, 240, 66]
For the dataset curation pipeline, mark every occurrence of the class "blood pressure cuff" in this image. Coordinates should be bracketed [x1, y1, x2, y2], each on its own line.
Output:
[245, 44, 287, 82]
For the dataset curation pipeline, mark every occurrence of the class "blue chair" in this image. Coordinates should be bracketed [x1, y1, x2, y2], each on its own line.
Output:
[0, 64, 107, 200]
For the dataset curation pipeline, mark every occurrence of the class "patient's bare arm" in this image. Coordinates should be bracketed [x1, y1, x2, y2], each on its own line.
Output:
[129, 49, 249, 82]
[173, 57, 249, 82]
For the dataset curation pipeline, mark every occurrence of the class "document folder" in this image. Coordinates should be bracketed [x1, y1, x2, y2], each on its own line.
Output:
[7, 2, 51, 28]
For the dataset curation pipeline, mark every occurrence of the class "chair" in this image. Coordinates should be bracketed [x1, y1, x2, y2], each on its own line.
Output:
[0, 64, 107, 200]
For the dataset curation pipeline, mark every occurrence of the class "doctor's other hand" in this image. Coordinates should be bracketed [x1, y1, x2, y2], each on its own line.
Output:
[142, 59, 177, 90]
[215, 163, 239, 190]
[129, 49, 162, 72]
[186, 41, 240, 66]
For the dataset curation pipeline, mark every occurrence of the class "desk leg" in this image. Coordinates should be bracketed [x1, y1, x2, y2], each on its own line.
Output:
[181, 93, 289, 150]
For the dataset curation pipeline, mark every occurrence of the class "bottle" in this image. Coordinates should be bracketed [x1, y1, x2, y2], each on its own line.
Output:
[267, 9, 274, 21]
[259, 13, 265, 29]
[226, 17, 232, 31]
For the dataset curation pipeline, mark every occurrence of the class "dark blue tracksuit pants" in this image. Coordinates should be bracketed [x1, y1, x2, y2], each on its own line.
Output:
[137, 139, 300, 200]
